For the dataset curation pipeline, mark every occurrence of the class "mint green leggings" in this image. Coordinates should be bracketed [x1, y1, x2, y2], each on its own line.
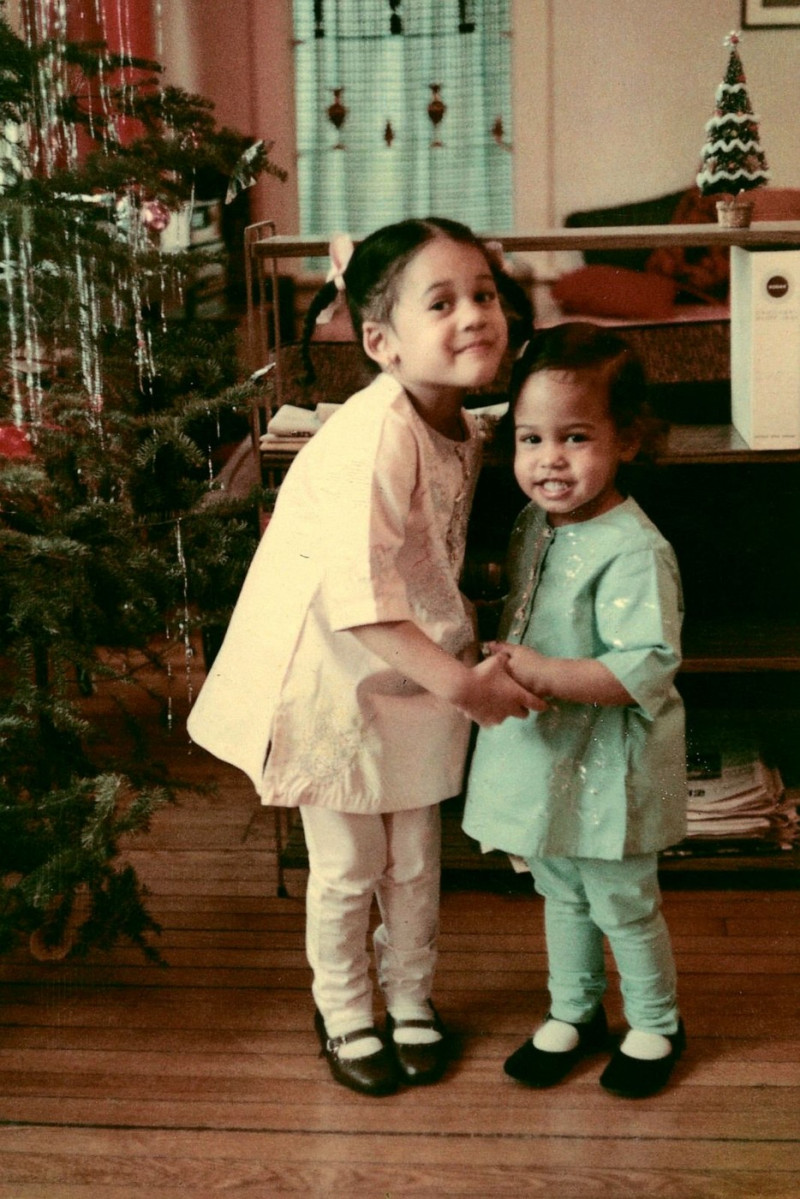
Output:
[528, 853, 680, 1036]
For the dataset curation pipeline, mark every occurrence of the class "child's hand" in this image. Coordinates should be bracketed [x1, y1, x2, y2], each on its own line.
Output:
[484, 641, 549, 694]
[484, 640, 633, 707]
[457, 652, 546, 727]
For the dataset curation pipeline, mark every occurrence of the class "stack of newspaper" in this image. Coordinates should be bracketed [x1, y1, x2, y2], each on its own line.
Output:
[681, 731, 799, 850]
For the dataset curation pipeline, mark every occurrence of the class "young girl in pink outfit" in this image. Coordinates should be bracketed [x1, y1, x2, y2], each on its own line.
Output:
[188, 218, 540, 1096]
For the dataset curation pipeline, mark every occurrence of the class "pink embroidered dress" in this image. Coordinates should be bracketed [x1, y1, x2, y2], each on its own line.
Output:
[187, 372, 482, 814]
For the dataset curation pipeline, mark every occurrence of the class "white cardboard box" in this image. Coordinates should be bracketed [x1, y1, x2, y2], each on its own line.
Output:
[730, 246, 800, 450]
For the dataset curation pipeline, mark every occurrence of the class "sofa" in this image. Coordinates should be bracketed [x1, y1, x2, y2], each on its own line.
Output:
[548, 185, 800, 325]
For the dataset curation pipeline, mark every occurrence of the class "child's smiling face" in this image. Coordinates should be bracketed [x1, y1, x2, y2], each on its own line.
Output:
[362, 237, 508, 409]
[512, 368, 640, 526]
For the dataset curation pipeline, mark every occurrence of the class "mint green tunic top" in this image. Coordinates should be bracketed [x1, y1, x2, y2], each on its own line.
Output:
[463, 497, 687, 860]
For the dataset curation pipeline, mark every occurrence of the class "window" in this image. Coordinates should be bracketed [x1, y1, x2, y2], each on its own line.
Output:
[293, 1, 513, 237]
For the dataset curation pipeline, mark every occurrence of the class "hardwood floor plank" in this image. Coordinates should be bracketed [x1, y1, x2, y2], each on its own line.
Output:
[0, 1170, 796, 1199]
[0, 1122, 794, 1173]
[5, 961, 798, 995]
[0, 1127, 796, 1197]
[2, 1023, 799, 1064]
[1, 1081, 798, 1141]
[1, 991, 797, 1036]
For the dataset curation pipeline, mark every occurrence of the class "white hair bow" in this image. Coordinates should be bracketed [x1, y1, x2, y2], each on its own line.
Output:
[484, 239, 506, 271]
[316, 232, 355, 325]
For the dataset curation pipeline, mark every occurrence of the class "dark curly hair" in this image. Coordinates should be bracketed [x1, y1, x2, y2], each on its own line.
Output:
[506, 321, 666, 460]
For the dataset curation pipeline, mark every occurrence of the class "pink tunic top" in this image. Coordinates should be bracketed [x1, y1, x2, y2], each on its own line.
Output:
[187, 372, 482, 813]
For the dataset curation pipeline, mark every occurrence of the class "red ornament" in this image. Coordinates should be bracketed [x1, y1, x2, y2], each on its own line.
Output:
[141, 199, 171, 232]
[428, 83, 446, 148]
[327, 88, 347, 150]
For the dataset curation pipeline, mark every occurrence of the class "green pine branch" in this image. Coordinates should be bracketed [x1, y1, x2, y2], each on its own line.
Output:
[0, 3, 282, 962]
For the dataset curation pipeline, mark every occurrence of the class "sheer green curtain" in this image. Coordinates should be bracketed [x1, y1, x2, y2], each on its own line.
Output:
[293, 1, 513, 237]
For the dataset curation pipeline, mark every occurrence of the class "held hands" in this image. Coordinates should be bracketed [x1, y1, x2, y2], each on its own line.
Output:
[456, 651, 546, 727]
[483, 641, 549, 694]
[483, 640, 633, 707]
[347, 619, 546, 728]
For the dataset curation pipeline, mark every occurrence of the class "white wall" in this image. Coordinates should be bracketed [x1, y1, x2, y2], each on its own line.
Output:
[158, 0, 800, 233]
[515, 0, 800, 226]
[513, 0, 798, 281]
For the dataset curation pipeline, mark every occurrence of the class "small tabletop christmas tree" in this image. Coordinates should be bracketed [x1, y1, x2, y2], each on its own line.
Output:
[696, 31, 769, 225]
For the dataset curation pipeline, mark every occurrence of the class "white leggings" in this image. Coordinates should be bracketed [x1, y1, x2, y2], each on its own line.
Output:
[300, 804, 441, 1040]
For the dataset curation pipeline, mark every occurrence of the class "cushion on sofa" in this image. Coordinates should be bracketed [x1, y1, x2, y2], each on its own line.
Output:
[564, 189, 687, 271]
[751, 187, 800, 220]
[551, 265, 678, 320]
[645, 187, 729, 301]
[558, 185, 730, 317]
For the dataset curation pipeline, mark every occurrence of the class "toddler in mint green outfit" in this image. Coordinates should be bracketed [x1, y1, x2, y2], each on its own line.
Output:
[463, 322, 688, 1099]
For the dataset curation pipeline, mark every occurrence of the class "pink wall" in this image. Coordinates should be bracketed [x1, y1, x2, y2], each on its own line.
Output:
[158, 0, 298, 234]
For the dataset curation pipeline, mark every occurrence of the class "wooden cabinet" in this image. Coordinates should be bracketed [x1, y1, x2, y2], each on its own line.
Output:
[249, 222, 800, 879]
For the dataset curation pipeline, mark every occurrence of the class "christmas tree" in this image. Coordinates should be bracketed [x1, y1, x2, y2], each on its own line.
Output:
[0, 4, 283, 961]
[696, 31, 770, 199]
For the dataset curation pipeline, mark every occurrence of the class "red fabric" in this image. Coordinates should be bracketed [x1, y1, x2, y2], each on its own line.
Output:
[551, 265, 678, 320]
[65, 0, 155, 58]
[23, 1, 158, 156]
[645, 188, 730, 300]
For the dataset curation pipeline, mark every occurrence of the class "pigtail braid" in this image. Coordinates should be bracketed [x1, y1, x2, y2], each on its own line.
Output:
[493, 264, 535, 351]
[299, 279, 340, 384]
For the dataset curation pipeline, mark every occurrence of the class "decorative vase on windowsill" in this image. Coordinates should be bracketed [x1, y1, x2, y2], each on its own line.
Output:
[696, 32, 769, 229]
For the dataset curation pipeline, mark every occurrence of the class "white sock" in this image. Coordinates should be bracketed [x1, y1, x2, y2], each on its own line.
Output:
[532, 1019, 579, 1053]
[391, 1025, 441, 1045]
[389, 1004, 442, 1045]
[337, 1033, 384, 1061]
[620, 1029, 672, 1060]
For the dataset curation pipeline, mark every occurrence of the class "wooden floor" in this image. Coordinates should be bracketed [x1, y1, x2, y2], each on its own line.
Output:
[0, 648, 798, 1198]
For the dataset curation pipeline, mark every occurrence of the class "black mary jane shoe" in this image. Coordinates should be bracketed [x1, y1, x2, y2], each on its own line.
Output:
[599, 1020, 686, 1099]
[503, 1005, 609, 1088]
[314, 1009, 399, 1097]
[386, 1007, 450, 1086]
